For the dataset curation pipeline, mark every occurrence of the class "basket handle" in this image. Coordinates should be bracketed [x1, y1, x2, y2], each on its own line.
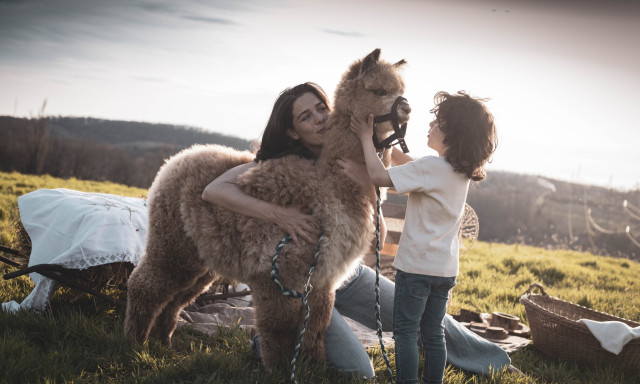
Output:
[523, 283, 548, 296]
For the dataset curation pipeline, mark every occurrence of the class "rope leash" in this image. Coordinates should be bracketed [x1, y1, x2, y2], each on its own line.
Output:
[270, 181, 393, 383]
[375, 186, 395, 383]
[271, 231, 323, 384]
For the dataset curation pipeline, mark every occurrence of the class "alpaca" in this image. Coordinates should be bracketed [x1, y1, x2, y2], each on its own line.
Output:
[124, 49, 411, 367]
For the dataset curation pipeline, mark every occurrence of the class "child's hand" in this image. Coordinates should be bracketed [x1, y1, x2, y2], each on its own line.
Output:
[350, 114, 375, 142]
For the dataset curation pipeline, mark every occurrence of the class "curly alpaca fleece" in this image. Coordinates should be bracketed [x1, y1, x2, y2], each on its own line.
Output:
[124, 48, 410, 367]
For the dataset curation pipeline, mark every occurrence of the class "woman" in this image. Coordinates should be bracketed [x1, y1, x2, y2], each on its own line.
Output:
[202, 82, 512, 379]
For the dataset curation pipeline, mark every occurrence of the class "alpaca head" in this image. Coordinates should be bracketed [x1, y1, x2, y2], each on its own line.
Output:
[334, 49, 411, 151]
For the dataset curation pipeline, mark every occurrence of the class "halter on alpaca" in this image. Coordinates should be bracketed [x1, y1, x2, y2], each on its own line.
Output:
[373, 96, 410, 153]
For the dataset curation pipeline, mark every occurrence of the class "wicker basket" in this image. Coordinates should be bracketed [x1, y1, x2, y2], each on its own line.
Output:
[520, 283, 640, 373]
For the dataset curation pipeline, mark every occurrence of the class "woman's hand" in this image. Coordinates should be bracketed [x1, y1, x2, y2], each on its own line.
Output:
[350, 114, 375, 142]
[202, 162, 319, 247]
[337, 157, 386, 244]
[336, 158, 374, 193]
[391, 146, 413, 166]
[272, 205, 320, 247]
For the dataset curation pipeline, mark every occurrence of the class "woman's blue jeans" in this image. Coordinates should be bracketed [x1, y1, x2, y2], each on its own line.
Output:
[393, 270, 456, 384]
[252, 263, 393, 379]
[252, 264, 508, 379]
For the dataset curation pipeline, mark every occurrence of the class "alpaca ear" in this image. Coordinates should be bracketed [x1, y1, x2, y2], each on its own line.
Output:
[393, 59, 407, 67]
[359, 48, 381, 76]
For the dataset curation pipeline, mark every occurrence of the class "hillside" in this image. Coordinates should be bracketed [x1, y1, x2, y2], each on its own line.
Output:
[468, 171, 640, 260]
[47, 116, 253, 154]
[1, 115, 639, 259]
[0, 116, 253, 188]
[386, 170, 640, 260]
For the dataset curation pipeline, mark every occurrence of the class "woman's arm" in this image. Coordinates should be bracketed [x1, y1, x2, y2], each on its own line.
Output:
[335, 158, 388, 247]
[376, 203, 388, 250]
[202, 162, 319, 246]
[391, 146, 413, 166]
[360, 178, 388, 248]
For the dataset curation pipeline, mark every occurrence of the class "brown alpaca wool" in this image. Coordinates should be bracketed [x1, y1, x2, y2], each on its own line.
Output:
[124, 49, 411, 367]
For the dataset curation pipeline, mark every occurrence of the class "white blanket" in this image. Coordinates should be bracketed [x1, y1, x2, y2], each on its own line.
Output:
[579, 318, 640, 355]
[2, 188, 147, 313]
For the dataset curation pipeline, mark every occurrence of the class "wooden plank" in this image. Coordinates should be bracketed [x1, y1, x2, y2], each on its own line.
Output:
[381, 243, 398, 255]
[363, 252, 396, 269]
[384, 218, 404, 233]
[384, 188, 407, 205]
[381, 202, 406, 219]
[384, 230, 402, 245]
[379, 192, 406, 257]
[367, 189, 407, 265]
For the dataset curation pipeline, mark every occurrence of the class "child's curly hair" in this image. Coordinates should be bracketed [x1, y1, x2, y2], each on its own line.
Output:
[430, 91, 497, 181]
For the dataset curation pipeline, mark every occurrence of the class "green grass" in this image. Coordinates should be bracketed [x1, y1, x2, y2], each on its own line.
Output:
[451, 243, 640, 322]
[1, 172, 639, 383]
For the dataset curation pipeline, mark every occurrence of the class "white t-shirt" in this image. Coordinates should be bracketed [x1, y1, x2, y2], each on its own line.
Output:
[388, 156, 470, 277]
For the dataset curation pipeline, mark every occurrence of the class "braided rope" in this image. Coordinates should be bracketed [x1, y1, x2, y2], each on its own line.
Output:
[271, 232, 323, 384]
[375, 186, 395, 383]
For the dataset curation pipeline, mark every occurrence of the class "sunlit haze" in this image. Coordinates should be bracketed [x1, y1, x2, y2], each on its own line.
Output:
[1, 0, 639, 190]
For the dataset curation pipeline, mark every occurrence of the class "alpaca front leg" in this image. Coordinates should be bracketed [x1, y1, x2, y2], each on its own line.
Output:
[125, 265, 167, 343]
[301, 289, 335, 362]
[149, 270, 215, 344]
[253, 288, 301, 367]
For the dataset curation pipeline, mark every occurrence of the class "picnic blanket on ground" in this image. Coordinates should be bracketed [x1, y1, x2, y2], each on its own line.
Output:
[178, 299, 529, 354]
[178, 299, 395, 349]
[2, 188, 147, 313]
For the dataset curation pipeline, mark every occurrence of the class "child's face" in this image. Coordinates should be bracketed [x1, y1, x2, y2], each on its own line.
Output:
[428, 118, 447, 156]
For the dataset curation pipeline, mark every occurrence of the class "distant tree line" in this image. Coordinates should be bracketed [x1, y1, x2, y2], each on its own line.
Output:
[1, 114, 639, 259]
[0, 116, 253, 188]
[468, 172, 640, 260]
[48, 116, 253, 151]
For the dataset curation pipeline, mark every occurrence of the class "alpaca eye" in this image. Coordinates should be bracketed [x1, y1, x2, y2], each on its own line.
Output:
[372, 89, 387, 97]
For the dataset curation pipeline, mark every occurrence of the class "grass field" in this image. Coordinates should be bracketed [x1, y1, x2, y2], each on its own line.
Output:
[1, 172, 639, 383]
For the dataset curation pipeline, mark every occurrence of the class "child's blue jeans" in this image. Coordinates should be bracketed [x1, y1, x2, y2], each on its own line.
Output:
[393, 270, 457, 384]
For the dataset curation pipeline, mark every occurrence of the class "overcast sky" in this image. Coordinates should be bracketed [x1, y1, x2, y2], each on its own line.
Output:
[1, 0, 639, 190]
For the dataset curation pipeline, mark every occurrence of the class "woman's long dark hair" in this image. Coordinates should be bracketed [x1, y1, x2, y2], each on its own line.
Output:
[430, 91, 498, 181]
[254, 82, 331, 162]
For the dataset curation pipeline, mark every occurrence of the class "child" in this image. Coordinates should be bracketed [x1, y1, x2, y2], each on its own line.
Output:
[342, 91, 497, 384]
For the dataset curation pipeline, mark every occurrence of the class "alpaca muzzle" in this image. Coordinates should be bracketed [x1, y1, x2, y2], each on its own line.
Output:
[372, 96, 410, 153]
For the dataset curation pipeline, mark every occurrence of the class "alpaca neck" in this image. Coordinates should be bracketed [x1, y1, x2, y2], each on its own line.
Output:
[318, 112, 365, 173]
[318, 111, 392, 176]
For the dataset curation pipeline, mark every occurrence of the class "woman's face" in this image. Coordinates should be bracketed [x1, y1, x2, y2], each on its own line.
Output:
[288, 92, 329, 157]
